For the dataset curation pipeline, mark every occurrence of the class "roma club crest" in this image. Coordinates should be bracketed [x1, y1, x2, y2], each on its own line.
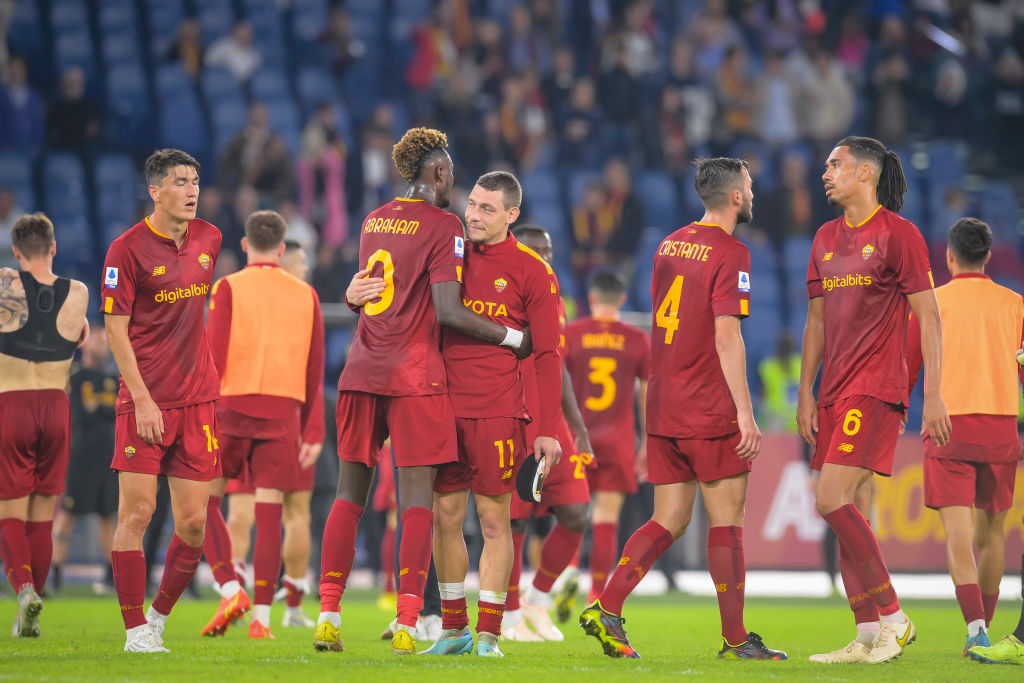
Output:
[494, 277, 507, 293]
[198, 253, 211, 270]
[861, 244, 875, 260]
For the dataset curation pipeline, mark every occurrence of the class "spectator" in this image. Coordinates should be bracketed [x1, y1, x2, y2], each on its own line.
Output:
[619, 0, 659, 78]
[0, 0, 12, 80]
[571, 180, 613, 286]
[219, 104, 293, 202]
[865, 15, 912, 145]
[598, 40, 642, 140]
[685, 0, 744, 80]
[197, 186, 241, 258]
[496, 71, 548, 170]
[603, 157, 645, 261]
[205, 21, 261, 83]
[835, 14, 870, 77]
[277, 200, 318, 267]
[559, 77, 603, 166]
[641, 86, 690, 176]
[758, 330, 801, 433]
[0, 188, 24, 269]
[311, 244, 348, 304]
[757, 50, 799, 149]
[299, 103, 349, 246]
[793, 48, 855, 148]
[164, 18, 203, 77]
[507, 2, 551, 73]
[46, 67, 99, 152]
[989, 47, 1024, 172]
[542, 46, 577, 122]
[713, 45, 758, 147]
[320, 7, 365, 80]
[762, 151, 822, 249]
[0, 56, 45, 154]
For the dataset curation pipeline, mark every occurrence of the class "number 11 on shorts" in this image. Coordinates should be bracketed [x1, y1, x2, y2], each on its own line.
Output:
[494, 439, 515, 468]
[202, 424, 219, 452]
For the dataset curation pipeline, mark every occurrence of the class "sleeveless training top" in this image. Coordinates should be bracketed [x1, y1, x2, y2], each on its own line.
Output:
[0, 271, 78, 362]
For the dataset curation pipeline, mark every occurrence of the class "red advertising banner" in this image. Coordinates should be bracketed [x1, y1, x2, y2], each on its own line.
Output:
[745, 434, 1024, 571]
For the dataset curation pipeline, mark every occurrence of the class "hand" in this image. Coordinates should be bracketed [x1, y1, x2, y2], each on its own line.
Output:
[513, 326, 533, 360]
[898, 412, 907, 436]
[134, 395, 164, 445]
[575, 432, 594, 465]
[735, 410, 761, 460]
[533, 435, 562, 476]
[298, 442, 323, 469]
[635, 440, 648, 484]
[797, 389, 818, 447]
[346, 269, 386, 307]
[921, 392, 952, 446]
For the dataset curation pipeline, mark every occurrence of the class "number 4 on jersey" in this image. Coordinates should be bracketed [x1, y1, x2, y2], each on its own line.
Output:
[655, 275, 683, 344]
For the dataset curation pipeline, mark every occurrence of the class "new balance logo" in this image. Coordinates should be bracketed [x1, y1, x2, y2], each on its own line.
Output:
[502, 470, 512, 480]
[823, 252, 834, 261]
[618, 557, 630, 566]
[838, 443, 854, 453]
[323, 571, 343, 578]
[152, 265, 166, 276]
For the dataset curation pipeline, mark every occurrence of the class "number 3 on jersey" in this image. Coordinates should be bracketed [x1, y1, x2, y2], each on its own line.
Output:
[655, 275, 684, 344]
[586, 357, 617, 411]
[363, 249, 395, 316]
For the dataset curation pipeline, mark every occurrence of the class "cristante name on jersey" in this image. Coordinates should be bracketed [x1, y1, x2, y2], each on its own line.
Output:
[658, 239, 713, 262]
[154, 283, 211, 303]
[362, 217, 421, 236]
[582, 332, 626, 350]
[822, 273, 872, 292]
[463, 298, 507, 318]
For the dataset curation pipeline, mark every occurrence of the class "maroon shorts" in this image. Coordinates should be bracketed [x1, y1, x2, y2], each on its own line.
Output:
[511, 419, 590, 519]
[336, 391, 456, 468]
[435, 417, 528, 497]
[586, 433, 638, 494]
[225, 473, 255, 496]
[0, 389, 71, 499]
[811, 395, 902, 476]
[112, 401, 220, 482]
[646, 431, 749, 484]
[220, 433, 314, 493]
[923, 445, 1018, 516]
[372, 446, 396, 512]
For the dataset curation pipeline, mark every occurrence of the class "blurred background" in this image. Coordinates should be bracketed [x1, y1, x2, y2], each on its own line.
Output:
[2, 0, 1023, 589]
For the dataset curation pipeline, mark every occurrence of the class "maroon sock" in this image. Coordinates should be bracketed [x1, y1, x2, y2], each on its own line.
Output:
[955, 583, 985, 625]
[203, 496, 238, 588]
[507, 531, 525, 611]
[477, 600, 504, 637]
[0, 518, 33, 592]
[824, 504, 900, 615]
[599, 521, 673, 615]
[532, 523, 583, 593]
[983, 592, 999, 627]
[380, 527, 395, 593]
[319, 499, 363, 612]
[441, 596, 469, 630]
[285, 577, 304, 608]
[253, 502, 283, 606]
[589, 522, 617, 599]
[397, 506, 433, 628]
[708, 526, 747, 645]
[839, 540, 879, 624]
[151, 533, 203, 616]
[25, 520, 53, 594]
[111, 550, 147, 629]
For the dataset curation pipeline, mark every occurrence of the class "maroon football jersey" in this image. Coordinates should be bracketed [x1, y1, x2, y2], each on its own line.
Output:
[444, 236, 562, 435]
[339, 198, 464, 396]
[565, 317, 649, 450]
[101, 217, 222, 413]
[807, 206, 932, 407]
[647, 222, 751, 439]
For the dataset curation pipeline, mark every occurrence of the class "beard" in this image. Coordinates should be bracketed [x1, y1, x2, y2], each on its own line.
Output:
[737, 200, 753, 225]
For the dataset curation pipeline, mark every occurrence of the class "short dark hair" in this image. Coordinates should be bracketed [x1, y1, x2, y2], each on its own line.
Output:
[834, 136, 907, 213]
[244, 210, 287, 251]
[144, 148, 201, 187]
[11, 212, 54, 259]
[512, 224, 549, 241]
[392, 127, 448, 183]
[589, 268, 627, 303]
[475, 171, 522, 209]
[947, 217, 992, 266]
[693, 157, 748, 210]
[284, 239, 302, 253]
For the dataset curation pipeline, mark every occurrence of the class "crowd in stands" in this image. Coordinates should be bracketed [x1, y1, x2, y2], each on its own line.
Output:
[1, 0, 1023, 395]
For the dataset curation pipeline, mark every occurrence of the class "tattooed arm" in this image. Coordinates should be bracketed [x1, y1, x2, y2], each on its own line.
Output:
[0, 268, 27, 333]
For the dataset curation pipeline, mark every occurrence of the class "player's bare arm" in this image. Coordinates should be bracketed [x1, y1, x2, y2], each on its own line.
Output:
[60, 279, 90, 347]
[907, 288, 952, 445]
[560, 363, 594, 461]
[0, 267, 27, 331]
[431, 280, 531, 359]
[797, 296, 824, 447]
[104, 314, 164, 445]
[715, 314, 761, 460]
[636, 379, 649, 483]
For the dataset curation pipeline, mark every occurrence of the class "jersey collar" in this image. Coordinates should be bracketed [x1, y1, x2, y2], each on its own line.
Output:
[145, 216, 190, 247]
[844, 205, 882, 228]
[951, 272, 990, 280]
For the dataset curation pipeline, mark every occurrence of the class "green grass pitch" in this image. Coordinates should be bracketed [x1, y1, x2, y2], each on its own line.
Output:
[0, 590, 1021, 681]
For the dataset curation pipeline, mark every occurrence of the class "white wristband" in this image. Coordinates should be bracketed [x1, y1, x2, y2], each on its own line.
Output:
[500, 326, 524, 349]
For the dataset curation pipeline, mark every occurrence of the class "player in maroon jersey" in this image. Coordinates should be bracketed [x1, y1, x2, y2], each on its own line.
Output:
[799, 137, 950, 664]
[101, 149, 223, 652]
[414, 171, 563, 657]
[503, 224, 595, 643]
[564, 269, 649, 604]
[580, 157, 786, 661]
[314, 129, 531, 655]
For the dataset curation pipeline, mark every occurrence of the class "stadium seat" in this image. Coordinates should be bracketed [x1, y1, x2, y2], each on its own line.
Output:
[250, 68, 291, 103]
[0, 153, 37, 212]
[104, 64, 152, 151]
[296, 66, 340, 113]
[158, 94, 210, 166]
[210, 99, 249, 154]
[7, 0, 43, 64]
[782, 236, 813, 278]
[101, 34, 141, 67]
[154, 63, 194, 100]
[143, 0, 185, 58]
[50, 212, 97, 271]
[196, 2, 237, 47]
[977, 182, 1020, 244]
[566, 169, 602, 208]
[633, 171, 679, 231]
[519, 169, 562, 207]
[262, 99, 302, 156]
[200, 66, 245, 107]
[54, 30, 97, 84]
[49, 1, 88, 34]
[98, 2, 137, 33]
[291, 0, 330, 48]
[43, 153, 88, 217]
[925, 139, 968, 186]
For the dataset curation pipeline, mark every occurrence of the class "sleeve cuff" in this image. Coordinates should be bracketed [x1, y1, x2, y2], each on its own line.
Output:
[807, 281, 824, 298]
[899, 270, 934, 295]
[711, 298, 749, 318]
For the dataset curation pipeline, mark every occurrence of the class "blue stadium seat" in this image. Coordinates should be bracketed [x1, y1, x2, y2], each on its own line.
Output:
[158, 94, 209, 165]
[977, 182, 1020, 244]
[633, 171, 679, 231]
[200, 66, 245, 107]
[50, 212, 96, 272]
[250, 68, 291, 102]
[143, 0, 185, 58]
[296, 66, 340, 114]
[54, 30, 97, 84]
[0, 153, 36, 211]
[263, 99, 302, 156]
[926, 139, 968, 186]
[782, 236, 813, 276]
[633, 227, 664, 310]
[98, 2, 137, 33]
[154, 63, 194, 99]
[104, 64, 151, 151]
[196, 2, 237, 47]
[519, 169, 561, 207]
[101, 34, 141, 67]
[680, 164, 703, 218]
[567, 169, 602, 208]
[210, 99, 248, 154]
[43, 153, 88, 217]
[49, 1, 88, 33]
[292, 0, 330, 47]
[7, 0, 43, 63]
[95, 155, 140, 243]
[747, 238, 777, 276]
